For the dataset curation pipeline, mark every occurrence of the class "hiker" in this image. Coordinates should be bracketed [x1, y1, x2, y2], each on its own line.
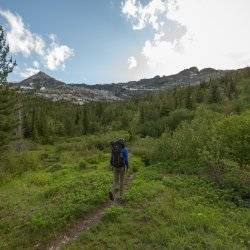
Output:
[109, 139, 129, 202]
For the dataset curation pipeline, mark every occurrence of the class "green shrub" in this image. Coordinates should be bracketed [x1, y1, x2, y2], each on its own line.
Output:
[131, 163, 139, 173]
[152, 107, 250, 202]
[159, 160, 201, 175]
[199, 148, 250, 203]
[85, 155, 99, 164]
[153, 107, 221, 162]
[40, 153, 49, 160]
[46, 163, 63, 172]
[78, 161, 88, 170]
[130, 137, 157, 166]
[215, 111, 250, 165]
[3, 151, 40, 173]
[166, 108, 194, 131]
[103, 206, 126, 223]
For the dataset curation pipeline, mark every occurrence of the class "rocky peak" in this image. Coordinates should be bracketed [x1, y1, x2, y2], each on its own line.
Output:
[200, 68, 217, 74]
[178, 67, 199, 76]
[34, 71, 50, 79]
[20, 71, 65, 88]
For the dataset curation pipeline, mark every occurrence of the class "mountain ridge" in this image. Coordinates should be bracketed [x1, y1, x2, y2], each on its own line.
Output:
[11, 66, 230, 103]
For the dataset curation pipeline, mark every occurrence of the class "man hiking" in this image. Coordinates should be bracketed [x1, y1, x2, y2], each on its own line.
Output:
[109, 139, 129, 203]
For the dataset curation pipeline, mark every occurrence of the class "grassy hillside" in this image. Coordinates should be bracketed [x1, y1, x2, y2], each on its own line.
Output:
[0, 69, 250, 249]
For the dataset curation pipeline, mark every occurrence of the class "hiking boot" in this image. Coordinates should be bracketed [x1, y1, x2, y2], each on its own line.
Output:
[109, 191, 114, 201]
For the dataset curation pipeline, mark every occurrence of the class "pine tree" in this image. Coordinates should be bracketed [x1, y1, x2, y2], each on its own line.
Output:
[82, 107, 89, 135]
[195, 86, 204, 103]
[0, 87, 17, 150]
[185, 86, 193, 109]
[0, 25, 16, 151]
[209, 83, 221, 103]
[0, 26, 16, 85]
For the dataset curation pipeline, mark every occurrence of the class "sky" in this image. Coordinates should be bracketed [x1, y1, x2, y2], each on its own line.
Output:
[0, 0, 250, 84]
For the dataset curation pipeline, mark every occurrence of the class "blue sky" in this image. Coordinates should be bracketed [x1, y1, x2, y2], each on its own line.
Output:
[0, 0, 150, 83]
[1, 0, 250, 84]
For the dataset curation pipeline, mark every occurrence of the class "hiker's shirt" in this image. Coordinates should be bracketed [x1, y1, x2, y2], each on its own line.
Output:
[121, 147, 129, 167]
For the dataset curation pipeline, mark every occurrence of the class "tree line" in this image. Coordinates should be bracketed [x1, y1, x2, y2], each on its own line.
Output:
[1, 23, 250, 149]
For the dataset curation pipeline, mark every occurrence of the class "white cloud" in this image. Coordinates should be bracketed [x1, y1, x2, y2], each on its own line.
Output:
[122, 0, 138, 18]
[45, 34, 74, 71]
[122, 0, 250, 77]
[19, 67, 39, 78]
[0, 9, 74, 72]
[128, 56, 137, 69]
[0, 9, 45, 56]
[122, 0, 167, 30]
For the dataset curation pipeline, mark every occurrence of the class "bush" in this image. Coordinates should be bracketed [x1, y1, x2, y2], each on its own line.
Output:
[103, 206, 127, 223]
[152, 107, 250, 202]
[85, 130, 130, 151]
[78, 161, 88, 170]
[46, 163, 63, 172]
[161, 160, 201, 175]
[131, 137, 157, 166]
[2, 151, 40, 173]
[215, 111, 250, 165]
[153, 107, 221, 163]
[166, 108, 194, 131]
[200, 156, 250, 204]
[41, 153, 60, 166]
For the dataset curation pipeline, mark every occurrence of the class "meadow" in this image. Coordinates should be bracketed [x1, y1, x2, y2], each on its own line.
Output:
[65, 165, 249, 250]
[0, 131, 249, 249]
[1, 70, 250, 249]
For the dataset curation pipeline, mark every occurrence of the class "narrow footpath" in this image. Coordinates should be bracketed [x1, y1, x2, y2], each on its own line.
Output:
[44, 173, 135, 250]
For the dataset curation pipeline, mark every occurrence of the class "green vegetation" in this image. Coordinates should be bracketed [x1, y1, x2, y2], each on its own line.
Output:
[64, 166, 249, 249]
[0, 27, 249, 249]
[0, 25, 16, 151]
[0, 133, 140, 249]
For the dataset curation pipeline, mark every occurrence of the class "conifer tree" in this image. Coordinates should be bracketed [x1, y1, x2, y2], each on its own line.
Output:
[0, 25, 16, 151]
[185, 86, 193, 109]
[82, 107, 89, 135]
[0, 26, 16, 84]
[209, 83, 221, 103]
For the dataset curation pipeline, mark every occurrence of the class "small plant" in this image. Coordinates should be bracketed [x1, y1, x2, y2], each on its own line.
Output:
[40, 153, 49, 160]
[131, 164, 139, 173]
[103, 206, 126, 222]
[141, 154, 151, 166]
[79, 161, 88, 170]
[46, 163, 62, 172]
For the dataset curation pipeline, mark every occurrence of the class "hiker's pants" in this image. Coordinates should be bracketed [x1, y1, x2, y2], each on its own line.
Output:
[112, 167, 125, 198]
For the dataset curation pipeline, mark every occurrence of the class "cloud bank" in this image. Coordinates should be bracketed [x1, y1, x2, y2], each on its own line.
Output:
[0, 9, 74, 76]
[45, 34, 74, 71]
[122, 0, 250, 78]
[128, 56, 137, 69]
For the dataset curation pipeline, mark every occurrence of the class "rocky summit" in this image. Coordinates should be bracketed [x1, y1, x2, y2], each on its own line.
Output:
[20, 71, 65, 88]
[11, 67, 227, 104]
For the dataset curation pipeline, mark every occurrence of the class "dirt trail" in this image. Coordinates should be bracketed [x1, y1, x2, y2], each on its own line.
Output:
[44, 173, 135, 250]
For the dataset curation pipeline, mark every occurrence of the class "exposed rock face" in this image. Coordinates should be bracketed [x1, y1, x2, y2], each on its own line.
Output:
[12, 66, 228, 104]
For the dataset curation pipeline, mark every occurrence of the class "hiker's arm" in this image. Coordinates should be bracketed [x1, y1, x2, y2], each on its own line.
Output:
[123, 148, 129, 169]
